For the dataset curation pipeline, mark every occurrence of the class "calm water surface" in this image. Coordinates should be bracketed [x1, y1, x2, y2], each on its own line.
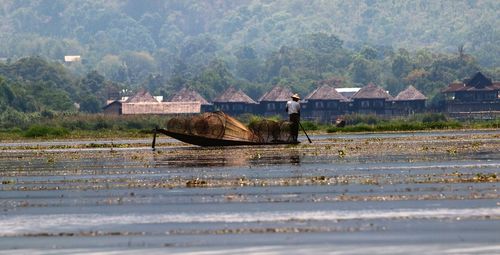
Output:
[0, 131, 499, 254]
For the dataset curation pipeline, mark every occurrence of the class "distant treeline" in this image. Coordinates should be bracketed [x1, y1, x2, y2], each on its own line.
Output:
[0, 47, 498, 129]
[0, 1, 499, 97]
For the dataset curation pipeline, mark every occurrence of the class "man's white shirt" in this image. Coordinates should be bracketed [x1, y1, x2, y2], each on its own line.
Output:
[286, 100, 300, 114]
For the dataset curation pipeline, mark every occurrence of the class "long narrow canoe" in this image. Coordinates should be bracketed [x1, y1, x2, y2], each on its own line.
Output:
[152, 128, 299, 147]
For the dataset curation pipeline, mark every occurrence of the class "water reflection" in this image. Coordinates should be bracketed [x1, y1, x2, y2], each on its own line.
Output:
[153, 148, 301, 168]
[248, 151, 301, 166]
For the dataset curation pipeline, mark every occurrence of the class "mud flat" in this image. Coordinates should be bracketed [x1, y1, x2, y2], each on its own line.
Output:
[0, 130, 499, 254]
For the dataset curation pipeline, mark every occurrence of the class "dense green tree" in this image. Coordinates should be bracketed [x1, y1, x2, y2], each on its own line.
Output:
[38, 87, 75, 112]
[360, 46, 378, 60]
[350, 55, 379, 85]
[81, 70, 105, 94]
[0, 77, 15, 106]
[0, 107, 31, 128]
[235, 46, 262, 82]
[1, 0, 499, 70]
[300, 33, 343, 54]
[121, 0, 163, 19]
[391, 49, 413, 79]
[121, 51, 157, 85]
[191, 59, 235, 99]
[141, 74, 165, 95]
[79, 94, 101, 113]
[96, 55, 127, 82]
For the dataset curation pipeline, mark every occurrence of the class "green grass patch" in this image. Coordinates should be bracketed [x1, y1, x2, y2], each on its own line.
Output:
[23, 125, 70, 138]
[0, 111, 497, 140]
[300, 121, 320, 131]
[327, 113, 465, 133]
[327, 119, 463, 133]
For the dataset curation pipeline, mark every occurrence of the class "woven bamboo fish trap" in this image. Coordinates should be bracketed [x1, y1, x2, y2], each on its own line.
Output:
[166, 116, 190, 134]
[221, 113, 260, 142]
[166, 111, 261, 142]
[189, 112, 225, 139]
[249, 119, 279, 143]
[249, 119, 293, 143]
[278, 121, 292, 142]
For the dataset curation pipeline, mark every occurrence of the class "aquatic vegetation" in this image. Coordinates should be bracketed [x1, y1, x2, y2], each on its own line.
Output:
[338, 149, 346, 158]
[186, 178, 208, 187]
[0, 130, 499, 251]
[473, 173, 497, 183]
[1, 179, 16, 185]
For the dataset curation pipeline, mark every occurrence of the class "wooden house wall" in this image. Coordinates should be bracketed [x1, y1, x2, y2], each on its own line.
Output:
[352, 99, 387, 114]
[103, 102, 122, 115]
[445, 101, 500, 113]
[259, 101, 287, 117]
[104, 100, 429, 119]
[121, 102, 201, 114]
[454, 91, 498, 102]
[392, 100, 426, 115]
[201, 104, 214, 113]
[302, 99, 346, 122]
[214, 102, 256, 115]
[444, 89, 499, 114]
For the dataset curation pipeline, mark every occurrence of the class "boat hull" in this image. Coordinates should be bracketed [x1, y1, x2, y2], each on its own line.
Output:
[155, 128, 299, 147]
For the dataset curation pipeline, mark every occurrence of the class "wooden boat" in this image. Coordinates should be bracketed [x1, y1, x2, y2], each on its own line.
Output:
[153, 128, 300, 147]
[152, 111, 300, 147]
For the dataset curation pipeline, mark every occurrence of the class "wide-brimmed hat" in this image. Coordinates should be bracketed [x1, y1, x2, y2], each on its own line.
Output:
[291, 93, 300, 99]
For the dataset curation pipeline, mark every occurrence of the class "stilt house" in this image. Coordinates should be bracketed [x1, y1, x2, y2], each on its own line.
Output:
[351, 83, 393, 114]
[442, 72, 500, 115]
[304, 85, 349, 122]
[393, 85, 427, 115]
[258, 86, 292, 117]
[213, 86, 258, 115]
[168, 87, 213, 112]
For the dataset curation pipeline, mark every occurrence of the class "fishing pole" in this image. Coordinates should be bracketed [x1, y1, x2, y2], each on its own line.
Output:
[299, 122, 312, 143]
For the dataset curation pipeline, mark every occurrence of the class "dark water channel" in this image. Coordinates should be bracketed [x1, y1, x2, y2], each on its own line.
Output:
[0, 131, 499, 254]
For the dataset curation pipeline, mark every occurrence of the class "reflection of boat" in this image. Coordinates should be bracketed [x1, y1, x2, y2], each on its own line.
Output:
[152, 111, 300, 147]
[153, 148, 301, 168]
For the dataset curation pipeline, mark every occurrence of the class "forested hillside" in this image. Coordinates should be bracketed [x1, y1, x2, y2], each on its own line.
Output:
[0, 0, 499, 121]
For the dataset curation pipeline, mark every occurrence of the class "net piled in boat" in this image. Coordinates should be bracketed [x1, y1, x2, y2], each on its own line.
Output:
[249, 119, 279, 143]
[249, 119, 293, 143]
[166, 116, 190, 134]
[189, 112, 225, 139]
[222, 113, 259, 142]
[166, 111, 261, 142]
[278, 121, 292, 142]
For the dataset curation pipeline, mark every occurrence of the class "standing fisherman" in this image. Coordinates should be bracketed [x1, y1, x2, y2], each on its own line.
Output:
[286, 93, 301, 142]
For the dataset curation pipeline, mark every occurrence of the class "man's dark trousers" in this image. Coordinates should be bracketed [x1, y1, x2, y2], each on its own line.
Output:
[289, 113, 300, 142]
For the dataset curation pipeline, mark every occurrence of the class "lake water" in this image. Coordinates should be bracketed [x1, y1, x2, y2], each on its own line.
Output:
[0, 131, 499, 254]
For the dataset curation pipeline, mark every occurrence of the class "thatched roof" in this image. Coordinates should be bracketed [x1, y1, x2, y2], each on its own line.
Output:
[465, 72, 492, 87]
[259, 86, 292, 102]
[168, 87, 209, 104]
[305, 85, 349, 101]
[351, 83, 392, 100]
[394, 85, 427, 101]
[102, 100, 122, 110]
[125, 89, 159, 103]
[213, 86, 257, 104]
[442, 72, 500, 92]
